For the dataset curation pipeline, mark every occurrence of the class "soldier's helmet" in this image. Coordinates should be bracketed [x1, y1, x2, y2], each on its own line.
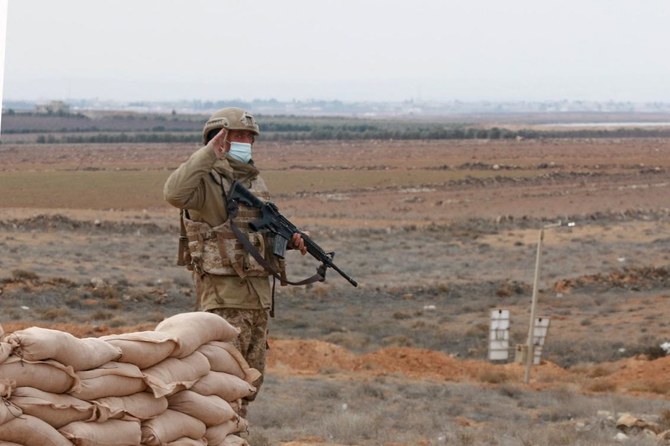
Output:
[202, 107, 260, 144]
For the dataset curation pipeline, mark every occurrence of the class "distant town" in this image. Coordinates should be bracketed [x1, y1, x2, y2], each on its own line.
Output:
[4, 98, 670, 118]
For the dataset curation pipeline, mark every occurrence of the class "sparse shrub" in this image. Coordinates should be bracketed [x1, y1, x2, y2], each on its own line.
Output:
[357, 382, 386, 400]
[92, 310, 113, 320]
[322, 332, 369, 351]
[282, 317, 310, 330]
[171, 276, 191, 288]
[381, 335, 412, 347]
[546, 386, 577, 404]
[498, 383, 524, 399]
[588, 365, 613, 378]
[543, 425, 579, 445]
[660, 409, 670, 430]
[465, 324, 488, 337]
[642, 345, 667, 360]
[92, 284, 119, 300]
[64, 294, 83, 308]
[115, 277, 131, 288]
[52, 277, 77, 287]
[538, 407, 573, 422]
[587, 379, 616, 393]
[479, 368, 510, 384]
[104, 298, 123, 310]
[455, 430, 475, 446]
[11, 269, 39, 281]
[320, 411, 383, 443]
[315, 382, 341, 399]
[250, 393, 305, 429]
[246, 432, 270, 446]
[5, 309, 20, 319]
[108, 316, 127, 328]
[145, 311, 166, 323]
[628, 380, 670, 395]
[39, 307, 71, 321]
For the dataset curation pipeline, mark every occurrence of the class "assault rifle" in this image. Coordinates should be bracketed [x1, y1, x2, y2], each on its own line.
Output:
[228, 181, 358, 287]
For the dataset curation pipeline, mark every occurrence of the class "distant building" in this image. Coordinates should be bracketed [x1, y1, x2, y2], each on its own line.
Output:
[35, 100, 71, 114]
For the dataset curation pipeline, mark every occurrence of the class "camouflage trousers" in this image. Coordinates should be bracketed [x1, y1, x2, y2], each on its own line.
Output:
[208, 308, 268, 407]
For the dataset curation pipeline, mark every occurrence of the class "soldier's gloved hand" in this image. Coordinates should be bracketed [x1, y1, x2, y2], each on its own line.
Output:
[208, 128, 229, 159]
[290, 232, 308, 256]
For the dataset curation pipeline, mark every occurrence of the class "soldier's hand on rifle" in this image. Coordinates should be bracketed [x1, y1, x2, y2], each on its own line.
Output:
[290, 232, 307, 255]
[208, 128, 229, 159]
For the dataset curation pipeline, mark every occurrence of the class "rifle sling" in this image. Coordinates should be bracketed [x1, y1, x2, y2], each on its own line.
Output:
[177, 209, 190, 267]
[215, 174, 325, 316]
[227, 205, 326, 288]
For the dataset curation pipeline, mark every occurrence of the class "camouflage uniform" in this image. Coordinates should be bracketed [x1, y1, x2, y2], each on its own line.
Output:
[209, 308, 267, 397]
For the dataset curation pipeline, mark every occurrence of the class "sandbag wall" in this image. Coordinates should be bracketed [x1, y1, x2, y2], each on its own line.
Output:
[0, 312, 259, 446]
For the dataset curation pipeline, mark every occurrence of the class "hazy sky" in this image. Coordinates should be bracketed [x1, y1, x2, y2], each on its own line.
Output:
[2, 0, 670, 103]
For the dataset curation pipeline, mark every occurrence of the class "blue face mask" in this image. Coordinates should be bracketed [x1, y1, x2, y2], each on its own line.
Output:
[228, 142, 252, 163]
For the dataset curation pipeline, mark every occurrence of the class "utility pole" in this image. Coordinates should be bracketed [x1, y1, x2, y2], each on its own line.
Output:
[523, 221, 571, 384]
[524, 227, 545, 384]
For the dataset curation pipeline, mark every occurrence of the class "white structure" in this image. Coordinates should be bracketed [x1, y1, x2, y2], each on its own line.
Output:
[531, 317, 550, 365]
[488, 309, 510, 361]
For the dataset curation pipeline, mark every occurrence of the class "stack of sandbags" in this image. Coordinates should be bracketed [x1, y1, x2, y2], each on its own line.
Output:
[0, 312, 260, 446]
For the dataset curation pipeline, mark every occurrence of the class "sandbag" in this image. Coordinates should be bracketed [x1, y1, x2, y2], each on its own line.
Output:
[59, 419, 141, 446]
[0, 343, 13, 363]
[94, 392, 167, 422]
[166, 438, 208, 446]
[155, 312, 239, 358]
[167, 390, 237, 427]
[222, 435, 250, 446]
[143, 351, 210, 398]
[0, 414, 72, 446]
[190, 371, 256, 402]
[0, 357, 79, 393]
[69, 362, 146, 400]
[228, 400, 242, 415]
[141, 409, 206, 446]
[0, 379, 22, 426]
[0, 380, 13, 397]
[204, 418, 248, 446]
[10, 387, 95, 428]
[5, 327, 121, 371]
[196, 342, 261, 384]
[0, 401, 21, 428]
[100, 331, 177, 369]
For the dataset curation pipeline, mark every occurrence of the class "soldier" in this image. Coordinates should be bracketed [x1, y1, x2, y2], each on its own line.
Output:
[164, 107, 306, 416]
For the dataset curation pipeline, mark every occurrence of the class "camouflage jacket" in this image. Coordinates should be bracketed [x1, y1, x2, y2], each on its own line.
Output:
[164, 144, 271, 311]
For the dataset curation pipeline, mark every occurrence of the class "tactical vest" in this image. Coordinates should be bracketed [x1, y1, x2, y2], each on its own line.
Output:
[182, 173, 284, 279]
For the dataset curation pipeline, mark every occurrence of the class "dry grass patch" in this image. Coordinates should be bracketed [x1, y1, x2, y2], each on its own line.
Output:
[586, 379, 617, 393]
[0, 171, 170, 209]
[627, 380, 670, 395]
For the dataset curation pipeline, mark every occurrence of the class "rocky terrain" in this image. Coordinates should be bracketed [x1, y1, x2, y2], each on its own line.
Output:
[1, 136, 669, 445]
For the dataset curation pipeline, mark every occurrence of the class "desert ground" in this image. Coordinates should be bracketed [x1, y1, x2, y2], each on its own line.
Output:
[1, 135, 669, 445]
